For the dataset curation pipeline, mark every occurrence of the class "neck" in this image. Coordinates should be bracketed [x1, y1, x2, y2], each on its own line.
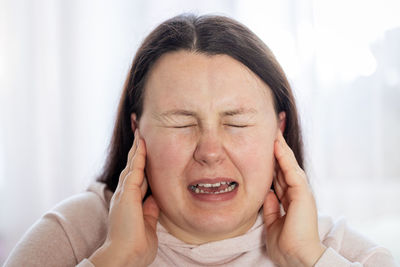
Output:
[158, 212, 259, 245]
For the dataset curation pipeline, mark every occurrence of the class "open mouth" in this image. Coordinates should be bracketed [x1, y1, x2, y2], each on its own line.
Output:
[189, 181, 238, 194]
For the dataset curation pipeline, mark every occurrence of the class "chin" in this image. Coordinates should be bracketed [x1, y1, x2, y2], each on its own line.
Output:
[185, 207, 259, 240]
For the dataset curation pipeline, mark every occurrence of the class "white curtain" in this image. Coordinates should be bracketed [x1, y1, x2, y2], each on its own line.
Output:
[1, 0, 399, 263]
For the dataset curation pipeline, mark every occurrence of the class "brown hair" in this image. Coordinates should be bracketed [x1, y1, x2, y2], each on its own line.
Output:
[97, 14, 304, 193]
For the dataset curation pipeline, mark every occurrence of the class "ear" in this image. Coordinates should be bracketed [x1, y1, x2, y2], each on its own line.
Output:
[278, 111, 286, 133]
[130, 113, 138, 133]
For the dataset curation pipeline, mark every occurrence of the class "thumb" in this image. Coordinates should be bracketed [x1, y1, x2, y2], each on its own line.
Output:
[263, 190, 281, 229]
[143, 195, 160, 231]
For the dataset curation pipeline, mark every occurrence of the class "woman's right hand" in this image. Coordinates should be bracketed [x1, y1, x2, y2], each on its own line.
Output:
[89, 130, 160, 267]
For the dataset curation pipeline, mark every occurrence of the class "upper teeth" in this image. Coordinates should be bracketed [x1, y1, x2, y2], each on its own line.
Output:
[192, 182, 237, 194]
[197, 181, 228, 188]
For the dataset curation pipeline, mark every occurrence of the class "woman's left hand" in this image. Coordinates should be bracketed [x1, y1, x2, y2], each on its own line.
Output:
[263, 131, 326, 267]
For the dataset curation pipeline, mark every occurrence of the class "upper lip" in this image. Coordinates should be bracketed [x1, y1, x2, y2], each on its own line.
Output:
[188, 177, 238, 187]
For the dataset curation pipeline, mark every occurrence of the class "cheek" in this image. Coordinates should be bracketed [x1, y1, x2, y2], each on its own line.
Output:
[230, 130, 275, 191]
[143, 130, 193, 185]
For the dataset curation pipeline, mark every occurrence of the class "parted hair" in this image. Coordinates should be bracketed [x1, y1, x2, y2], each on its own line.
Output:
[97, 14, 304, 193]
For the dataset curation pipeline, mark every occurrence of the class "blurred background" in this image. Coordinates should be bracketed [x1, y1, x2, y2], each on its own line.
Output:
[1, 0, 399, 264]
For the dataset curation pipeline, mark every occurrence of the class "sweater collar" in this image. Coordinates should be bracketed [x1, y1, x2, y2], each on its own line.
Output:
[156, 213, 266, 265]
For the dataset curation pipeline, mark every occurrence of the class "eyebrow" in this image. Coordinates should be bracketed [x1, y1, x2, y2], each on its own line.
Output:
[221, 107, 257, 117]
[160, 109, 197, 117]
[159, 108, 257, 118]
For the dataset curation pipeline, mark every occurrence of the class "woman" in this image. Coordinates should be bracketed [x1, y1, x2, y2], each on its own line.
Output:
[4, 14, 396, 267]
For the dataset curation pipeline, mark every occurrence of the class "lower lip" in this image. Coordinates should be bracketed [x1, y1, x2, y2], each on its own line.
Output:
[188, 185, 238, 202]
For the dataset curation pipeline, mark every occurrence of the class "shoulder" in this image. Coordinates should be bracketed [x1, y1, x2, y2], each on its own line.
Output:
[50, 181, 111, 221]
[316, 214, 397, 266]
[4, 181, 112, 266]
[45, 181, 111, 258]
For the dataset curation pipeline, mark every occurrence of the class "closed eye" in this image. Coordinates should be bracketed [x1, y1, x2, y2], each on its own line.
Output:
[225, 124, 249, 128]
[171, 124, 197, 128]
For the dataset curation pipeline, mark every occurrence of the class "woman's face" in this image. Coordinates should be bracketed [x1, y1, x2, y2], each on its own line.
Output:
[137, 50, 283, 244]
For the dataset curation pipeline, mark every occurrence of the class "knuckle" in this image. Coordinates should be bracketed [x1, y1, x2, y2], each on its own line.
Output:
[125, 170, 134, 180]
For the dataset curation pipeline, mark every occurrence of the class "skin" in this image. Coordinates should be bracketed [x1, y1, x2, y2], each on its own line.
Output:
[89, 51, 326, 267]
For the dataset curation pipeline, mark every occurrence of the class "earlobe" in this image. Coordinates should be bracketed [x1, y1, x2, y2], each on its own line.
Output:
[278, 111, 286, 133]
[130, 113, 138, 133]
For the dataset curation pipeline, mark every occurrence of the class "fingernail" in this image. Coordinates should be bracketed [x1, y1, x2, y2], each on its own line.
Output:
[134, 129, 138, 139]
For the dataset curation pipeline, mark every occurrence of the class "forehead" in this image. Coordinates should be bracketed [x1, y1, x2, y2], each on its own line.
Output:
[143, 50, 274, 111]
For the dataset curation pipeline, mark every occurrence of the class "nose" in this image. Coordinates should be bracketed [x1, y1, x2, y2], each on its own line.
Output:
[193, 130, 226, 166]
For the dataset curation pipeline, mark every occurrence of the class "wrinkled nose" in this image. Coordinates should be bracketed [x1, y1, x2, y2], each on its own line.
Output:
[193, 130, 225, 166]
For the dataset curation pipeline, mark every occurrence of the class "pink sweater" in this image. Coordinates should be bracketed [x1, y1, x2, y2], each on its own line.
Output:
[4, 182, 397, 266]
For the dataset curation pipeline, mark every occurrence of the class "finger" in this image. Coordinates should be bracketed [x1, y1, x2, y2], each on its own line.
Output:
[275, 164, 287, 189]
[263, 190, 281, 229]
[274, 163, 288, 198]
[124, 132, 146, 186]
[121, 132, 147, 202]
[274, 131, 307, 187]
[117, 130, 139, 189]
[141, 175, 148, 199]
[128, 130, 143, 171]
[126, 131, 139, 171]
[273, 175, 289, 210]
[143, 195, 160, 232]
[272, 177, 283, 200]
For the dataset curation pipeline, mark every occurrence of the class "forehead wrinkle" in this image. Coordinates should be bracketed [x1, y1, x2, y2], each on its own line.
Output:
[160, 109, 197, 117]
[153, 107, 257, 124]
[152, 109, 199, 124]
[221, 107, 257, 117]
